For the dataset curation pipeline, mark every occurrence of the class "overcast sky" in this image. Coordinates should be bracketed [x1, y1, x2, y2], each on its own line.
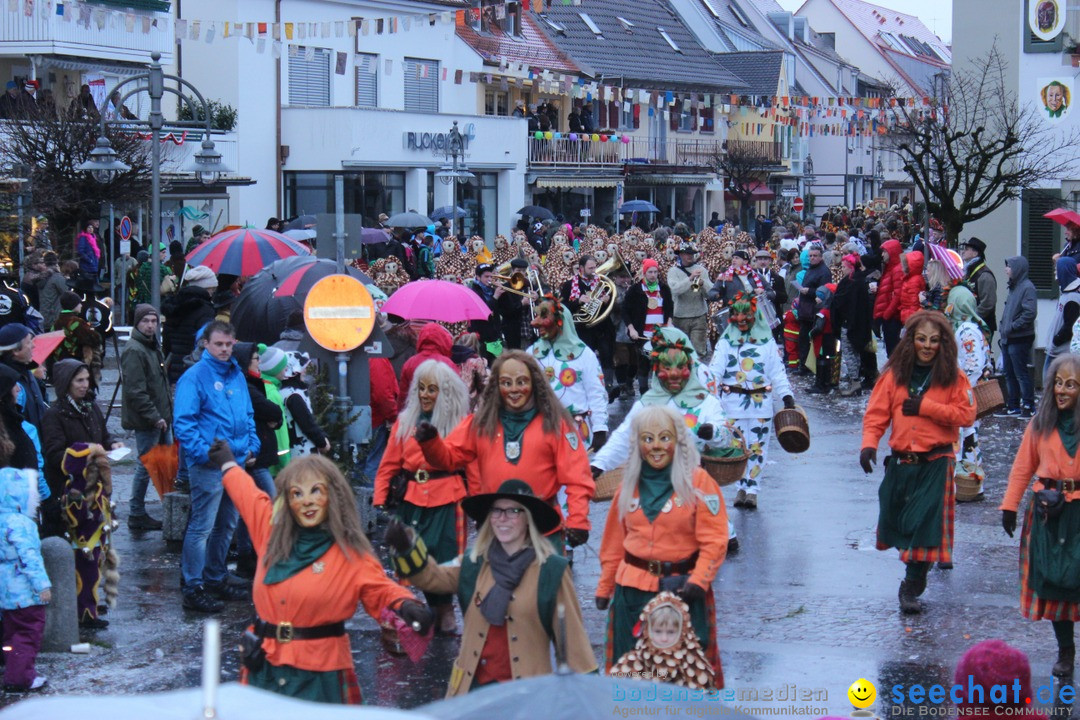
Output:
[775, 0, 952, 44]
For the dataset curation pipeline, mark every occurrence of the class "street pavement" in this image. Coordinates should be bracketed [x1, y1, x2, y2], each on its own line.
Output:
[3, 363, 1072, 718]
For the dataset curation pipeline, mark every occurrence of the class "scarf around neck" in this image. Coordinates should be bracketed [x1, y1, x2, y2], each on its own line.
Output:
[1058, 411, 1078, 458]
[638, 463, 674, 523]
[499, 406, 538, 464]
[480, 541, 536, 626]
[640, 327, 709, 409]
[263, 527, 334, 585]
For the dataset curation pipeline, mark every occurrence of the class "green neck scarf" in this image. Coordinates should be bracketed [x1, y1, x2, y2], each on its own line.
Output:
[638, 464, 674, 523]
[1058, 411, 1078, 458]
[499, 406, 538, 464]
[531, 305, 587, 362]
[908, 364, 933, 397]
[263, 527, 334, 585]
[415, 410, 432, 429]
[644, 280, 660, 292]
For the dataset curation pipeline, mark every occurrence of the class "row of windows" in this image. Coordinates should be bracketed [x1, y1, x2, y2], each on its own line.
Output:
[482, 90, 717, 133]
[287, 48, 438, 111]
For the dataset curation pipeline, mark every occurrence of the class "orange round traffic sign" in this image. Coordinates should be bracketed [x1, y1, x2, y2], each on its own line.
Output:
[303, 274, 375, 352]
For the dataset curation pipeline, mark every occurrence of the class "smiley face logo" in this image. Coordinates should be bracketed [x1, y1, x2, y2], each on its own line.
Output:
[847, 678, 876, 709]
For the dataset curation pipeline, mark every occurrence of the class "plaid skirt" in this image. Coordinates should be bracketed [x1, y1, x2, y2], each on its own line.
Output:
[875, 455, 955, 564]
[1019, 501, 1080, 622]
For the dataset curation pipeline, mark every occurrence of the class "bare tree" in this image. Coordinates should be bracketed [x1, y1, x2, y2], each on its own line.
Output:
[713, 141, 775, 228]
[0, 112, 156, 257]
[883, 43, 1080, 242]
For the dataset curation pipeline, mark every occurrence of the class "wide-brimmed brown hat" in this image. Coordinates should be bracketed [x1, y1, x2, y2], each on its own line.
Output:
[461, 479, 560, 534]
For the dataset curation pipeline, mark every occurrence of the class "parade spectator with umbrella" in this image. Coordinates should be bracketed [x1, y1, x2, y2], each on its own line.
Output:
[385, 478, 596, 696]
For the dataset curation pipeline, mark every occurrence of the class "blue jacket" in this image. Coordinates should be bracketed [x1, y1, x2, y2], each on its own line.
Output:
[173, 352, 258, 468]
[76, 231, 99, 276]
[0, 467, 50, 610]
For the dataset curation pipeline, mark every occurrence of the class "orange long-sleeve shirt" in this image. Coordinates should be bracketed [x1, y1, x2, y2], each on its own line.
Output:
[596, 467, 728, 597]
[1001, 422, 1080, 511]
[861, 369, 976, 453]
[419, 413, 595, 531]
[373, 420, 474, 507]
[223, 466, 413, 672]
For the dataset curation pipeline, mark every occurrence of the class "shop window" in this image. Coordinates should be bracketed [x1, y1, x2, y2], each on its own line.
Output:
[485, 90, 510, 116]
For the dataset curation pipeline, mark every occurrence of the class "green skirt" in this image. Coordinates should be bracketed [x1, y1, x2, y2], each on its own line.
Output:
[1028, 499, 1080, 602]
[247, 662, 361, 704]
[396, 500, 459, 606]
[876, 456, 948, 551]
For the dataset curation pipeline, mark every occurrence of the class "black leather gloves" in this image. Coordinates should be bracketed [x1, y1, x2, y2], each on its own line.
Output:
[859, 448, 877, 474]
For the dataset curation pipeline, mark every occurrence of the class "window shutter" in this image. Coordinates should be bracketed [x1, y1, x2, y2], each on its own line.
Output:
[1024, 0, 1064, 53]
[404, 58, 439, 113]
[670, 99, 680, 131]
[633, 103, 640, 129]
[354, 53, 377, 108]
[691, 104, 698, 131]
[1021, 188, 1062, 297]
[288, 47, 332, 106]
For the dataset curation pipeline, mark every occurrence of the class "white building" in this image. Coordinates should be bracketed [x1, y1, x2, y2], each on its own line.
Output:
[176, 0, 526, 243]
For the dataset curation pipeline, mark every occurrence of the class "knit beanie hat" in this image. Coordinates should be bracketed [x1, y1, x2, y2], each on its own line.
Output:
[60, 291, 82, 311]
[0, 323, 32, 352]
[191, 224, 206, 238]
[133, 304, 158, 326]
[258, 344, 288, 377]
[183, 265, 218, 290]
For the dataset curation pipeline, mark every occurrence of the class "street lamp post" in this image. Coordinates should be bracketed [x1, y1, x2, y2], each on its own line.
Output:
[873, 157, 884, 201]
[434, 121, 474, 238]
[803, 154, 815, 219]
[77, 51, 229, 310]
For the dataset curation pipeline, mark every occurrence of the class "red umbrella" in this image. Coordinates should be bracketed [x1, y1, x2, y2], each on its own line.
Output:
[380, 279, 492, 322]
[1044, 208, 1080, 229]
[186, 228, 311, 276]
[31, 330, 65, 366]
[272, 258, 373, 298]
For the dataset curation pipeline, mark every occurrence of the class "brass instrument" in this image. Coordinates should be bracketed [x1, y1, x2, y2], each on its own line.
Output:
[691, 274, 703, 292]
[574, 250, 622, 327]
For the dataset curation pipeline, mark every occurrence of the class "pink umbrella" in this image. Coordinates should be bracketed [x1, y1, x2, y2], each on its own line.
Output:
[1044, 208, 1080, 229]
[380, 279, 492, 322]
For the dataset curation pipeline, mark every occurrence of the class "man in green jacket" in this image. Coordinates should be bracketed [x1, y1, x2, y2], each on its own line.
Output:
[121, 304, 173, 530]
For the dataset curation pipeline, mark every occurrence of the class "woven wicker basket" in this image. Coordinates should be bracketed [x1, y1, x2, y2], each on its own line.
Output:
[593, 467, 624, 502]
[974, 377, 1005, 419]
[773, 406, 810, 454]
[700, 427, 749, 487]
[954, 475, 983, 502]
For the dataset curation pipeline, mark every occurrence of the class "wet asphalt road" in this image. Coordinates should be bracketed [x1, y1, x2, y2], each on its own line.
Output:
[2, 362, 1071, 718]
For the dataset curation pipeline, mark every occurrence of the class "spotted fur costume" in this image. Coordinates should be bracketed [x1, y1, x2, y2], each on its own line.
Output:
[465, 235, 493, 267]
[369, 257, 412, 296]
[609, 592, 718, 690]
[61, 443, 119, 623]
[492, 234, 514, 267]
[435, 238, 470, 284]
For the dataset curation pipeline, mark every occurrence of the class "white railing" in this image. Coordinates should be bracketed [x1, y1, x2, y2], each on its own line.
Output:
[527, 136, 723, 169]
[0, 7, 173, 62]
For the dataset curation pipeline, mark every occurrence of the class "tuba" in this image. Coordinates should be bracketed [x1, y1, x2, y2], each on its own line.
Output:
[574, 250, 622, 327]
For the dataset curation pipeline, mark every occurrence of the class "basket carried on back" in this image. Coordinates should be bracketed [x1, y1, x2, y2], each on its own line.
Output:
[973, 377, 1005, 419]
[594, 467, 624, 502]
[773, 405, 810, 454]
[700, 427, 748, 487]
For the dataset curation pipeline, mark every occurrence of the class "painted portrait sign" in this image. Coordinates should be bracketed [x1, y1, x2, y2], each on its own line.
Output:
[1029, 0, 1066, 41]
[1037, 77, 1072, 123]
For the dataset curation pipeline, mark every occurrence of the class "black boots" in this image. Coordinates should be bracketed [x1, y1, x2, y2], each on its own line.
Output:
[898, 580, 921, 614]
[1053, 646, 1075, 678]
[807, 357, 832, 394]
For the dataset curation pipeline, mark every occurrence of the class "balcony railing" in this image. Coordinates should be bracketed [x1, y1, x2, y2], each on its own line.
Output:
[527, 137, 722, 169]
[0, 7, 173, 62]
[725, 140, 783, 165]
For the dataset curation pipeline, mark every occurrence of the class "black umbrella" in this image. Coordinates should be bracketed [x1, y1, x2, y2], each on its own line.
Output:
[286, 214, 317, 230]
[516, 205, 555, 220]
[231, 257, 372, 344]
[386, 211, 434, 228]
[430, 206, 467, 221]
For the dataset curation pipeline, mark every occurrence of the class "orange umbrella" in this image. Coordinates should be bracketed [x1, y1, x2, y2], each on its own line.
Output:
[140, 431, 177, 498]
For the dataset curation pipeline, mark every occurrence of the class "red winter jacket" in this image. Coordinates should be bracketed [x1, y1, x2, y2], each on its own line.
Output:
[397, 323, 456, 410]
[899, 251, 926, 324]
[873, 239, 904, 322]
[369, 358, 399, 428]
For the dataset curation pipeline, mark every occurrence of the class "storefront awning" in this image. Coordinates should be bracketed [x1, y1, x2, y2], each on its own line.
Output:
[535, 177, 621, 189]
[626, 174, 714, 186]
[724, 181, 775, 201]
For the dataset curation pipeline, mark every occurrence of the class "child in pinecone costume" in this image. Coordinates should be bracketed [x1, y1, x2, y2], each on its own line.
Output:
[609, 592, 718, 690]
[61, 443, 119, 629]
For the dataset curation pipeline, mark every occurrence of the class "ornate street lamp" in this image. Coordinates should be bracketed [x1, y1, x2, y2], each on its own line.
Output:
[77, 52, 230, 309]
[434, 121, 474, 237]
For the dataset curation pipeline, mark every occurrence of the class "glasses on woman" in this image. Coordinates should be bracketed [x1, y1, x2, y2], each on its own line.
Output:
[489, 507, 526, 519]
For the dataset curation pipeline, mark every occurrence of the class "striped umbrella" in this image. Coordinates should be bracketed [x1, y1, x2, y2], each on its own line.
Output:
[926, 242, 965, 281]
[186, 228, 311, 276]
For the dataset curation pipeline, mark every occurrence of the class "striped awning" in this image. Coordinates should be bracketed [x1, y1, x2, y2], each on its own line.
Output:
[534, 177, 621, 189]
[625, 174, 714, 186]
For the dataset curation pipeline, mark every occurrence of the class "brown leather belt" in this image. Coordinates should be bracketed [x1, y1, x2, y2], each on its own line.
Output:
[1038, 477, 1080, 494]
[410, 469, 461, 484]
[624, 551, 699, 577]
